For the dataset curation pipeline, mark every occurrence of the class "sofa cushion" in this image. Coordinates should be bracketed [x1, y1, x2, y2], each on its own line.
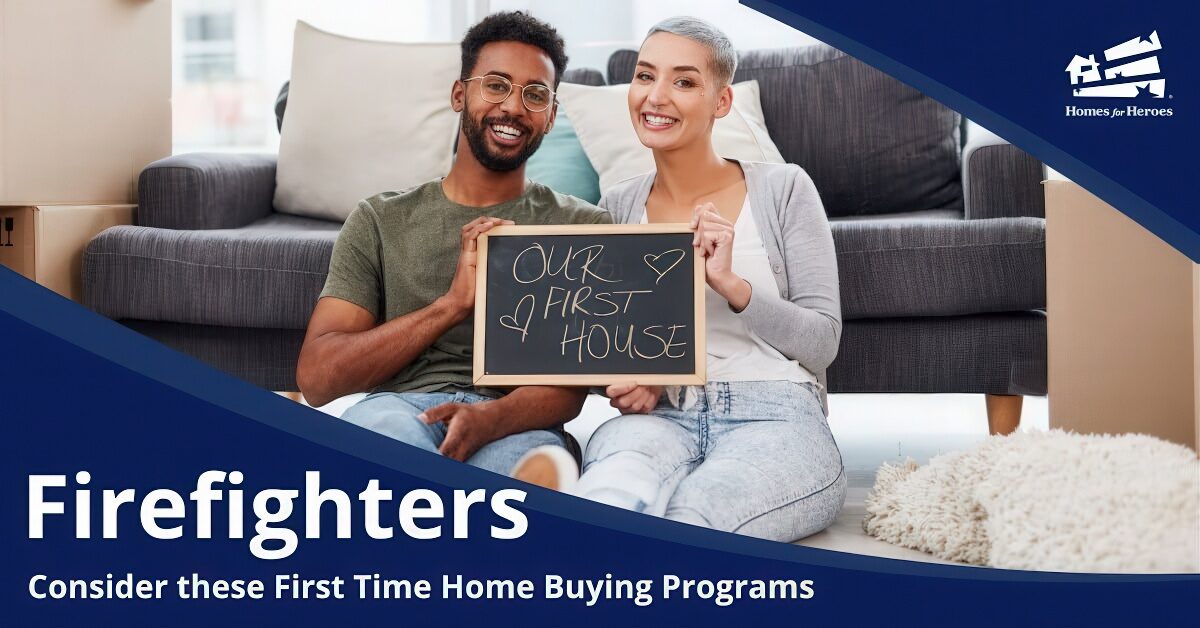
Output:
[524, 111, 602, 204]
[274, 21, 460, 221]
[523, 63, 628, 206]
[84, 211, 1044, 329]
[608, 46, 963, 218]
[832, 216, 1046, 319]
[829, 312, 1047, 395]
[83, 214, 340, 330]
[124, 320, 305, 392]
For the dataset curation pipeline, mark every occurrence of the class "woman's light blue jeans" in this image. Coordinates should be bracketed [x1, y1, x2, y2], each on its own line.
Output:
[576, 381, 846, 542]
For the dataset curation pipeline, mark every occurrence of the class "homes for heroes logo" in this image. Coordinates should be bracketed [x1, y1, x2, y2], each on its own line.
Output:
[1064, 30, 1173, 118]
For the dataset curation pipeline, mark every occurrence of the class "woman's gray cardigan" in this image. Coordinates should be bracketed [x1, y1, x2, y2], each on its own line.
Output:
[599, 160, 842, 411]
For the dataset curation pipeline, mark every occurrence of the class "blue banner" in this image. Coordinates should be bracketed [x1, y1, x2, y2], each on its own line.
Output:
[2, 265, 1195, 623]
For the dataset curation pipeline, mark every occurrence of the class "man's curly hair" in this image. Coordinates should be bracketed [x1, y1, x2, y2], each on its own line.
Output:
[460, 11, 568, 86]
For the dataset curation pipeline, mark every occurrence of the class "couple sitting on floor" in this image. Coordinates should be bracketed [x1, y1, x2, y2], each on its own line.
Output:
[296, 11, 845, 542]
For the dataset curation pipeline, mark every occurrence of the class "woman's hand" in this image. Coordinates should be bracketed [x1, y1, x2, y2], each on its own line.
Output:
[692, 203, 751, 311]
[605, 383, 664, 414]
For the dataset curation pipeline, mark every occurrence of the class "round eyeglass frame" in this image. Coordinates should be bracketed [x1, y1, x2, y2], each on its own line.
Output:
[462, 74, 556, 112]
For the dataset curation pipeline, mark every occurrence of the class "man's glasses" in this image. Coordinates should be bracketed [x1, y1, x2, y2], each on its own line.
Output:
[463, 75, 555, 112]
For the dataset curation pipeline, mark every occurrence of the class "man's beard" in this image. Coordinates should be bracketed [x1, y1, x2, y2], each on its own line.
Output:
[460, 107, 545, 172]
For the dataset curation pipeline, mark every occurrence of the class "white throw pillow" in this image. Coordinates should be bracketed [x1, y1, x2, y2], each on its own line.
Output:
[557, 80, 785, 193]
[274, 22, 460, 221]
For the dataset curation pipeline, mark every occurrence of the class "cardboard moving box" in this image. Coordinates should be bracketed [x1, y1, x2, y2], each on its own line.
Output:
[0, 0, 171, 204]
[1046, 180, 1200, 451]
[0, 204, 134, 302]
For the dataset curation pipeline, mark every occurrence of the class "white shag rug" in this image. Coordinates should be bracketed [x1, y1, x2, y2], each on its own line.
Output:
[863, 430, 1200, 572]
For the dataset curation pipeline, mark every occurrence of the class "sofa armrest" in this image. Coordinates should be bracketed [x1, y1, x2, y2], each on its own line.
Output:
[138, 153, 277, 230]
[962, 135, 1046, 220]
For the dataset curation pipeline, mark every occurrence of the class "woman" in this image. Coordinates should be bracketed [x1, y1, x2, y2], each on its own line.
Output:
[514, 17, 845, 542]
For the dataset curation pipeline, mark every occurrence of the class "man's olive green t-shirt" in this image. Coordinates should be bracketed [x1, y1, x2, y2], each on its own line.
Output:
[319, 179, 611, 396]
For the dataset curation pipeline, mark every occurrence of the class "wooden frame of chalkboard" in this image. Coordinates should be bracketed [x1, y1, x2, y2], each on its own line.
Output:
[473, 224, 706, 386]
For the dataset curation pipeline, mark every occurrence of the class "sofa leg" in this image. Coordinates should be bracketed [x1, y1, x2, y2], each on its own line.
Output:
[985, 394, 1022, 435]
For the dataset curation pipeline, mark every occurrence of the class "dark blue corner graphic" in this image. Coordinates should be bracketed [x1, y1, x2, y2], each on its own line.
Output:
[2, 264, 1197, 624]
[742, 0, 1200, 262]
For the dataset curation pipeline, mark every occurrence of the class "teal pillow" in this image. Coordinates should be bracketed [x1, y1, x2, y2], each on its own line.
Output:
[525, 111, 602, 204]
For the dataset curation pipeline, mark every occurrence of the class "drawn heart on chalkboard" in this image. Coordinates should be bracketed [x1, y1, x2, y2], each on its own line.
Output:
[644, 249, 686, 285]
[499, 294, 535, 342]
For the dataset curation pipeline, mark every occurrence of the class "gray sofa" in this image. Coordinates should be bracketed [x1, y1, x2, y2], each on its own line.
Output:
[83, 44, 1046, 402]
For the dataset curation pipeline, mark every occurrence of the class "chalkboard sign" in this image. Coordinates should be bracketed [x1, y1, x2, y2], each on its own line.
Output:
[473, 225, 705, 385]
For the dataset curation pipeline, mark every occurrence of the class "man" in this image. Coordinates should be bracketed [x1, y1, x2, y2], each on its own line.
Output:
[296, 12, 609, 474]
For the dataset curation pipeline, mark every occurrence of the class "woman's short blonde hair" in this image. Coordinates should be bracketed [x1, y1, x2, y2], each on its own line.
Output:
[645, 16, 737, 86]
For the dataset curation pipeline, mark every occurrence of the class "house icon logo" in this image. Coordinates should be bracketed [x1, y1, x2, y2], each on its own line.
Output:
[1066, 31, 1165, 98]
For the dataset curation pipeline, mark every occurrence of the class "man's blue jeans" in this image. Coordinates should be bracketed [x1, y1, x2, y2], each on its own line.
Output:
[339, 391, 567, 475]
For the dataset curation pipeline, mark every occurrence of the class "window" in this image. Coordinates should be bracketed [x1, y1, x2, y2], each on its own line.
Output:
[173, 0, 475, 154]
[185, 13, 235, 41]
[183, 52, 236, 82]
[181, 11, 237, 83]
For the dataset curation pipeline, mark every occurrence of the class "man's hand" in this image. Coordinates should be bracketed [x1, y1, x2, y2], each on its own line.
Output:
[605, 383, 664, 415]
[443, 216, 514, 316]
[419, 402, 502, 462]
